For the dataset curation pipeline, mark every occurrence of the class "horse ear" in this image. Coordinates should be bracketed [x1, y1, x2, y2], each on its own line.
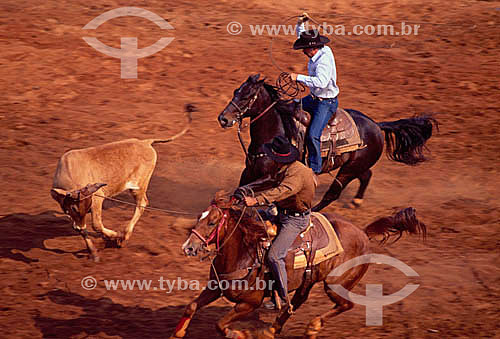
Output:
[248, 74, 260, 83]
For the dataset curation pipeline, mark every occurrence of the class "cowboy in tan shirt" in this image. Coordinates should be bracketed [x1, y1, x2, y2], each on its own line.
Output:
[254, 161, 315, 212]
[243, 136, 316, 309]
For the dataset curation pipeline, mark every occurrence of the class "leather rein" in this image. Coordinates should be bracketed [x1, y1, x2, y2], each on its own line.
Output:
[189, 203, 264, 283]
[189, 203, 246, 254]
[190, 205, 228, 252]
[229, 86, 278, 158]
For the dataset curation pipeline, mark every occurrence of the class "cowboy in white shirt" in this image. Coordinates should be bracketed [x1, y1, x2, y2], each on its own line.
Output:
[291, 15, 339, 174]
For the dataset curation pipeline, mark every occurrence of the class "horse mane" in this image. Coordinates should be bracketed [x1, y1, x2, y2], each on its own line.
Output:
[212, 191, 269, 248]
[262, 82, 280, 100]
[263, 82, 299, 141]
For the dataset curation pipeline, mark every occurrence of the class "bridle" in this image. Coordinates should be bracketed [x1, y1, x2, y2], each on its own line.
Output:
[228, 84, 278, 158]
[229, 86, 262, 121]
[188, 201, 268, 296]
[229, 85, 279, 127]
[190, 205, 229, 252]
[189, 201, 248, 253]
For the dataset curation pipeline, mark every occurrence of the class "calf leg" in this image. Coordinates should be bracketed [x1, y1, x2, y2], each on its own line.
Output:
[90, 196, 120, 239]
[77, 215, 100, 262]
[122, 188, 148, 243]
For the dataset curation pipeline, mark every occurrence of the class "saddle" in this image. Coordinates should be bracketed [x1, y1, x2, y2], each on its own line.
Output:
[262, 212, 344, 270]
[292, 107, 365, 159]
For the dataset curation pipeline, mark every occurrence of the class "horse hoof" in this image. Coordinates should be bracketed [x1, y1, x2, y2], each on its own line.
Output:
[256, 327, 275, 338]
[117, 237, 128, 248]
[225, 329, 248, 339]
[112, 232, 127, 247]
[348, 198, 363, 209]
[304, 316, 322, 339]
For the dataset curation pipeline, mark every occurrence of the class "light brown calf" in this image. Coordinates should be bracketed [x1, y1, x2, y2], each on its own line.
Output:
[51, 112, 191, 262]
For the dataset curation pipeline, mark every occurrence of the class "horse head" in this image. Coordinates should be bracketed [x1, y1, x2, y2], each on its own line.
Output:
[182, 191, 236, 256]
[218, 74, 265, 128]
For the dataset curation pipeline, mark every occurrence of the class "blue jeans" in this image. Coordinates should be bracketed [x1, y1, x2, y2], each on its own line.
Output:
[268, 212, 310, 299]
[302, 95, 338, 173]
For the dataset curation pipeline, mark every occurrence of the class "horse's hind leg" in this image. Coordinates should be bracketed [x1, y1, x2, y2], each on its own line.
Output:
[170, 286, 222, 338]
[304, 266, 368, 339]
[265, 283, 314, 336]
[312, 171, 357, 212]
[349, 169, 372, 208]
[304, 282, 354, 339]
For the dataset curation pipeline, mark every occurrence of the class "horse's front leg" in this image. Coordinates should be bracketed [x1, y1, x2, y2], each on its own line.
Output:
[216, 302, 258, 338]
[170, 286, 221, 338]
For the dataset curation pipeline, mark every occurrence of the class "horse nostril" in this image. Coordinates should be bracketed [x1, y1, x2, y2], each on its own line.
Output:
[219, 116, 228, 126]
[184, 247, 195, 256]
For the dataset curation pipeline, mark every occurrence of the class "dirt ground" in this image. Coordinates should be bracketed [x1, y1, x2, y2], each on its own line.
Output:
[1, 0, 499, 338]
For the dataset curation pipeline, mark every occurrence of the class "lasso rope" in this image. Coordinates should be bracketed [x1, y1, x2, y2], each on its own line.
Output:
[276, 72, 306, 99]
[94, 194, 195, 216]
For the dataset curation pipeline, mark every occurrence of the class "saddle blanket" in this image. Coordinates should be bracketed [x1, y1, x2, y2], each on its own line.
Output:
[264, 212, 344, 270]
[292, 107, 364, 158]
[320, 108, 364, 156]
[291, 212, 344, 269]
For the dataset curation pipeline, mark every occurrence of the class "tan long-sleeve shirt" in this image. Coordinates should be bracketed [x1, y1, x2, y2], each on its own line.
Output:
[255, 161, 316, 212]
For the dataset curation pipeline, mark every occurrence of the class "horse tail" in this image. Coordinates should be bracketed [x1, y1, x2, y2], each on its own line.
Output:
[147, 109, 193, 145]
[364, 207, 427, 245]
[377, 115, 438, 165]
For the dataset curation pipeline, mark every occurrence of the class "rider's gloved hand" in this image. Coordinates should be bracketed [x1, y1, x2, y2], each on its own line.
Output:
[244, 196, 258, 207]
[299, 12, 310, 23]
[232, 188, 245, 202]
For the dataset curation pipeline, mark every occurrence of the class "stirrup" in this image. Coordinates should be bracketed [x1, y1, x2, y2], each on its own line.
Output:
[284, 295, 294, 315]
[275, 291, 294, 314]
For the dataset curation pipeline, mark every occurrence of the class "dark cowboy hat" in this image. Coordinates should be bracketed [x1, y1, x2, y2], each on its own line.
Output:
[293, 29, 330, 50]
[262, 136, 299, 164]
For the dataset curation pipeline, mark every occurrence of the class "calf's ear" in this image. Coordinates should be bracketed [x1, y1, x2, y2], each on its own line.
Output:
[50, 188, 68, 204]
[81, 183, 107, 196]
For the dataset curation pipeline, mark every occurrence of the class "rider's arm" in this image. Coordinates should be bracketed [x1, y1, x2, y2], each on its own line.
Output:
[296, 22, 306, 38]
[296, 55, 333, 89]
[255, 165, 304, 205]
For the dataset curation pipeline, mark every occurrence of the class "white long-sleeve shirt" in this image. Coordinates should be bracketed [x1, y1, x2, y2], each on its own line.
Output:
[295, 23, 339, 99]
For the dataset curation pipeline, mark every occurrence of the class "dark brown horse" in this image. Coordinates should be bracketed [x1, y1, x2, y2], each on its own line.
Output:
[171, 191, 426, 338]
[218, 74, 437, 211]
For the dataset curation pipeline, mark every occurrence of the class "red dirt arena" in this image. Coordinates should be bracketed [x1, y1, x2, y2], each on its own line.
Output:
[0, 0, 499, 338]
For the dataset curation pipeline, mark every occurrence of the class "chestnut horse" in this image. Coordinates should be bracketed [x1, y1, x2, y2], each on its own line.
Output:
[171, 192, 426, 338]
[218, 74, 437, 211]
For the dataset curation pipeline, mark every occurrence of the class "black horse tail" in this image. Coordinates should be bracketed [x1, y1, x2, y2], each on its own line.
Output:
[378, 115, 438, 165]
[364, 207, 427, 245]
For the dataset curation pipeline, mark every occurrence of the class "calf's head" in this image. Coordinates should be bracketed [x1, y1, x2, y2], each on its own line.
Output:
[50, 183, 106, 230]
